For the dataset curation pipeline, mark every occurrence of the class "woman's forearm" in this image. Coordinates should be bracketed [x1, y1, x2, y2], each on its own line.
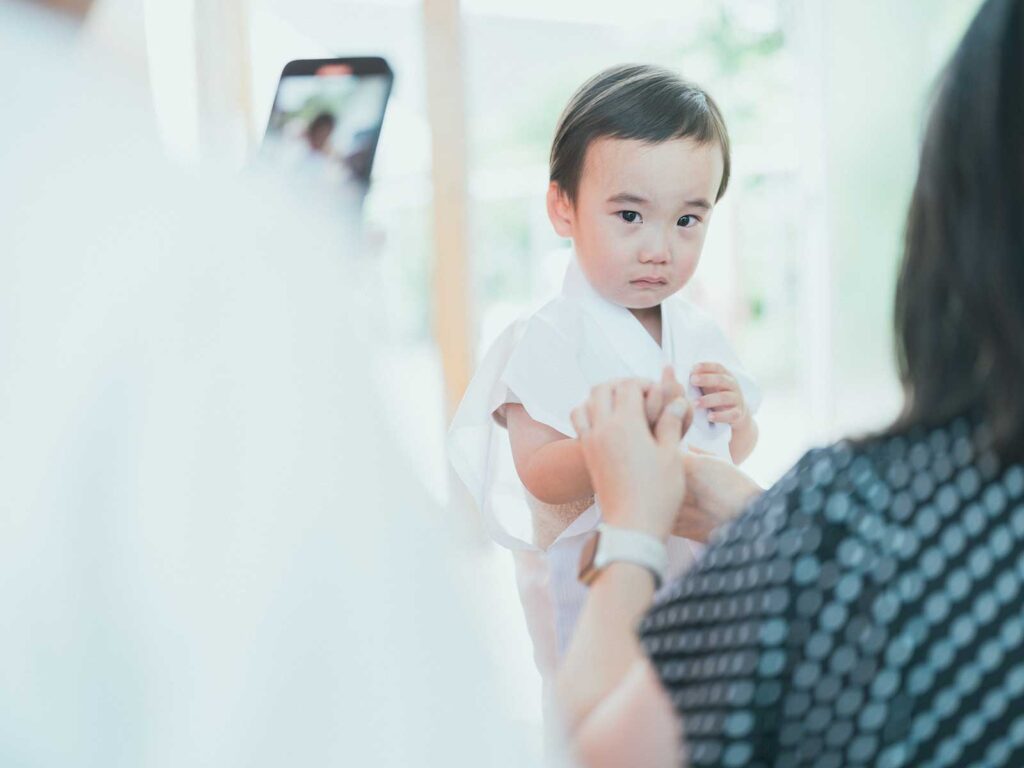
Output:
[556, 376, 698, 766]
[672, 454, 764, 542]
[573, 659, 683, 768]
[556, 562, 656, 731]
[556, 563, 682, 767]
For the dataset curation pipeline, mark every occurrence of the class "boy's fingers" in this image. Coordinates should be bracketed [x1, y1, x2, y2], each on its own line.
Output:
[656, 398, 691, 447]
[709, 407, 742, 423]
[692, 362, 726, 374]
[681, 397, 694, 436]
[661, 366, 685, 401]
[613, 379, 645, 415]
[609, 377, 653, 400]
[644, 384, 664, 425]
[699, 391, 739, 410]
[690, 373, 735, 391]
[571, 406, 590, 436]
[588, 382, 614, 420]
[686, 445, 713, 456]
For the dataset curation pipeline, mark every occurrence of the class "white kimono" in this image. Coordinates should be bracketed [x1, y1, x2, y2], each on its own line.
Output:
[448, 258, 761, 679]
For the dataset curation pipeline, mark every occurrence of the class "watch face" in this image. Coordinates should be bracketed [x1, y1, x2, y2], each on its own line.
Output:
[578, 531, 601, 585]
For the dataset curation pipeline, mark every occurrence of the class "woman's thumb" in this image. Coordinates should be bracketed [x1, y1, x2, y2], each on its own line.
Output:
[656, 397, 692, 446]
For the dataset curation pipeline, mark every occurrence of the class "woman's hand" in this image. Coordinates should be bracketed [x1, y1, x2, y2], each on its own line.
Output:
[642, 368, 765, 541]
[641, 367, 685, 427]
[570, 378, 692, 540]
[673, 451, 764, 540]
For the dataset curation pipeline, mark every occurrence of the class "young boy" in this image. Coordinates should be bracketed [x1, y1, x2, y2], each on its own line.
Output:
[449, 65, 760, 680]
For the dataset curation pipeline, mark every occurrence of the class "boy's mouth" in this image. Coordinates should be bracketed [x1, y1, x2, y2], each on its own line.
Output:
[630, 277, 669, 286]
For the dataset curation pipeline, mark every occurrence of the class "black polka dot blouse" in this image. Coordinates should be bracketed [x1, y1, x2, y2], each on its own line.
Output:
[640, 418, 1024, 767]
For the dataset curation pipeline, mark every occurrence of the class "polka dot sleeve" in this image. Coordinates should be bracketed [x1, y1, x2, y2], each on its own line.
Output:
[639, 453, 816, 767]
[641, 422, 1024, 767]
[641, 444, 909, 766]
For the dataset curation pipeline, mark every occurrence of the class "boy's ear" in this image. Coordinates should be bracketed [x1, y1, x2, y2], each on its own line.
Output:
[546, 182, 575, 238]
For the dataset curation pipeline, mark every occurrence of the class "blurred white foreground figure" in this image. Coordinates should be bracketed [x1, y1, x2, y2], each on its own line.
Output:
[0, 2, 524, 765]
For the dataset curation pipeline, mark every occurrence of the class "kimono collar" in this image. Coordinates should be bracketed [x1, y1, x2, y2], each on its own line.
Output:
[561, 256, 673, 379]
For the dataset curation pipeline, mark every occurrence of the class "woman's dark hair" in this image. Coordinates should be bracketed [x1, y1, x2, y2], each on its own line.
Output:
[890, 0, 1024, 459]
[549, 64, 731, 204]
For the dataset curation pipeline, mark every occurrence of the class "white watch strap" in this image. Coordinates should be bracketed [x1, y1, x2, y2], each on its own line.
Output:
[594, 523, 669, 588]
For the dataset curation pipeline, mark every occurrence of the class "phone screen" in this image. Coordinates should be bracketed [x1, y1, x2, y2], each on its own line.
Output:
[262, 59, 392, 198]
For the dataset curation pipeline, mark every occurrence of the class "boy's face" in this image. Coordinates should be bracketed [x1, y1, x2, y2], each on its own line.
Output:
[547, 136, 724, 310]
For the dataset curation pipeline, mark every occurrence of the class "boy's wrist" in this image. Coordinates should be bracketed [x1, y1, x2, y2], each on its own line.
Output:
[733, 409, 753, 434]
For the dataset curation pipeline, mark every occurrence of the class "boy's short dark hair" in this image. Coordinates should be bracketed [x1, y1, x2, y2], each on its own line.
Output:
[308, 112, 337, 133]
[550, 64, 731, 203]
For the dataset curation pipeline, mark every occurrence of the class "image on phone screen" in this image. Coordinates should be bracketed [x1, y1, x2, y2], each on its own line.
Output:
[262, 57, 393, 200]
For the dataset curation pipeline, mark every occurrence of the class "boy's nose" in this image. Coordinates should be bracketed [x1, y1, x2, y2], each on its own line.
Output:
[638, 235, 671, 264]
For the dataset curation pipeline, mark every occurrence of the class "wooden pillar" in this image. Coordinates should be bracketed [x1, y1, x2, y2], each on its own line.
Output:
[423, 0, 473, 419]
[193, 0, 256, 164]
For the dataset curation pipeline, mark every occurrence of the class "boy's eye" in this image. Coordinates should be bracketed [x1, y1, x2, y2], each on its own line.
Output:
[618, 210, 643, 224]
[677, 215, 700, 228]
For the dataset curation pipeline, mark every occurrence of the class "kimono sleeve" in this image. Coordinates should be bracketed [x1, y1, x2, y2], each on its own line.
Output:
[446, 320, 524, 513]
[500, 310, 590, 439]
[446, 310, 588, 549]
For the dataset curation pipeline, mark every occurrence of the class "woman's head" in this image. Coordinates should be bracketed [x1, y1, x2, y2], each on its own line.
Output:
[893, 0, 1024, 458]
[547, 65, 730, 310]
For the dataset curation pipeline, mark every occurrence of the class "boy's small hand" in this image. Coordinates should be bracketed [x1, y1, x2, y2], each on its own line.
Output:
[690, 362, 749, 426]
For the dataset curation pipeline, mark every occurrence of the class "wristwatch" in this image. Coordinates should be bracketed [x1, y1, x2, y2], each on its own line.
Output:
[578, 523, 669, 589]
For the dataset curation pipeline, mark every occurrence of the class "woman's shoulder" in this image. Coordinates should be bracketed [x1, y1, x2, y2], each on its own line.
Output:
[466, 298, 584, 379]
[747, 421, 981, 513]
[709, 417, 1001, 568]
[775, 417, 994, 504]
[676, 435, 903, 589]
[644, 415, 1024, 763]
[708, 440, 862, 544]
[721, 437, 894, 536]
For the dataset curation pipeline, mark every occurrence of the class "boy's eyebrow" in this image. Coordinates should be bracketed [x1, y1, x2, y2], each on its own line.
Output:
[606, 192, 713, 211]
[607, 192, 649, 204]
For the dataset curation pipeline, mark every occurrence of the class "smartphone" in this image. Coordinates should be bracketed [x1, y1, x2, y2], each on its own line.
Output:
[262, 57, 393, 193]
